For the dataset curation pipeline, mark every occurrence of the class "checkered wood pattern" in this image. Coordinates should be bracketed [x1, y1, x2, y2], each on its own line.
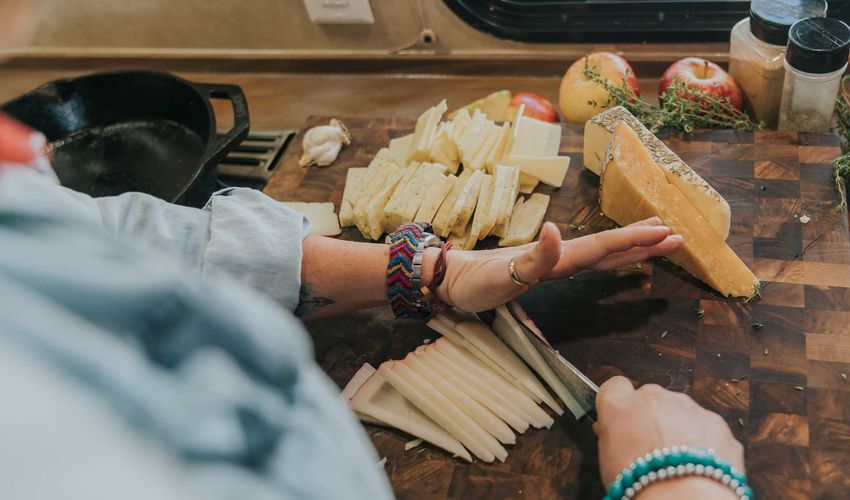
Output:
[265, 118, 850, 500]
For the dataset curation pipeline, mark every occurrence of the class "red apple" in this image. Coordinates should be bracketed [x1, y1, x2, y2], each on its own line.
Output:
[506, 92, 559, 123]
[559, 52, 640, 124]
[659, 57, 743, 111]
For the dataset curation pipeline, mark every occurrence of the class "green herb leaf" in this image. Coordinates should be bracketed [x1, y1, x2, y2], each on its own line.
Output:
[752, 320, 764, 330]
[695, 308, 705, 320]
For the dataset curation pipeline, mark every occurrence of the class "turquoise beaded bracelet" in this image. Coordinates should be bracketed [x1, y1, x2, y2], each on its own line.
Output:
[603, 446, 753, 500]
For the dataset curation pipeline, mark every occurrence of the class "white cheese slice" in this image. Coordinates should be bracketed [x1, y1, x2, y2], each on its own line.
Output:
[485, 124, 512, 173]
[450, 109, 472, 143]
[433, 338, 553, 429]
[508, 115, 562, 158]
[339, 167, 368, 227]
[284, 202, 342, 237]
[415, 173, 457, 223]
[499, 193, 550, 247]
[429, 123, 459, 174]
[436, 169, 483, 238]
[453, 320, 562, 415]
[518, 173, 539, 194]
[404, 352, 515, 446]
[408, 100, 448, 163]
[416, 345, 530, 433]
[340, 363, 385, 425]
[586, 105, 731, 240]
[502, 155, 570, 188]
[452, 171, 491, 236]
[431, 169, 474, 237]
[466, 125, 503, 171]
[379, 360, 501, 463]
[348, 364, 472, 462]
[495, 303, 584, 418]
[389, 133, 414, 167]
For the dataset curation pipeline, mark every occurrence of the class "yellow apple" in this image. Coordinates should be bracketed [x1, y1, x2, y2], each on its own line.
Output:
[558, 52, 640, 124]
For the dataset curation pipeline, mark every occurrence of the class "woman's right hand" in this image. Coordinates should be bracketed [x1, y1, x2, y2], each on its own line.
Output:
[595, 376, 745, 499]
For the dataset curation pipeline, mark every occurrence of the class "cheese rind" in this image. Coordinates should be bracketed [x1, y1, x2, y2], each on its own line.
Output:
[600, 123, 758, 298]
[586, 106, 731, 240]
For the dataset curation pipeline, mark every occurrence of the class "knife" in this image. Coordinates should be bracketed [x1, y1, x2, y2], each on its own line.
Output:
[477, 303, 599, 421]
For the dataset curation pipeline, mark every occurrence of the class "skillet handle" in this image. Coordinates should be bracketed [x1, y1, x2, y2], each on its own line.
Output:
[193, 82, 250, 165]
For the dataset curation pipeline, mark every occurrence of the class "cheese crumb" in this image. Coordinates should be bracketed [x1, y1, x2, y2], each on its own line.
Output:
[799, 215, 811, 224]
[377, 457, 387, 468]
[404, 438, 424, 451]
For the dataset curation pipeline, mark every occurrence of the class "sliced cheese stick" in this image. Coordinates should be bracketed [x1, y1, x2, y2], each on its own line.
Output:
[416, 346, 530, 434]
[452, 172, 491, 236]
[485, 123, 512, 173]
[427, 315, 541, 404]
[454, 320, 563, 415]
[438, 169, 483, 238]
[499, 193, 550, 247]
[349, 364, 472, 462]
[339, 168, 368, 227]
[379, 360, 501, 462]
[432, 169, 474, 236]
[494, 304, 584, 418]
[433, 338, 553, 429]
[415, 174, 457, 223]
[492, 165, 521, 238]
[404, 352, 516, 446]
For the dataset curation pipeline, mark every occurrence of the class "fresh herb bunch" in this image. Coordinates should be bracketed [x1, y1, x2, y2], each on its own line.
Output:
[582, 64, 764, 133]
[834, 153, 850, 212]
[832, 76, 850, 211]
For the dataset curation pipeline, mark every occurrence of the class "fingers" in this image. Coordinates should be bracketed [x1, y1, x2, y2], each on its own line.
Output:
[626, 216, 663, 227]
[592, 235, 683, 270]
[594, 225, 673, 254]
[598, 376, 635, 405]
[512, 222, 562, 285]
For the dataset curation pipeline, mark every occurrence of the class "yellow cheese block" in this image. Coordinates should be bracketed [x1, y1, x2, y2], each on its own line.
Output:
[502, 155, 570, 188]
[586, 106, 731, 240]
[600, 123, 758, 298]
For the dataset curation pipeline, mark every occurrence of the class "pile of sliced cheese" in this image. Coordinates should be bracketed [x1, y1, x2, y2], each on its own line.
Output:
[342, 304, 581, 463]
[337, 100, 571, 249]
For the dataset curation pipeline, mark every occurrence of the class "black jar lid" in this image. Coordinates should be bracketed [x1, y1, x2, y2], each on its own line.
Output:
[750, 0, 827, 46]
[786, 17, 850, 73]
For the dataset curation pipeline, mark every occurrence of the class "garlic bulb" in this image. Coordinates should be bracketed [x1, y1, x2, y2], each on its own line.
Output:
[299, 118, 351, 167]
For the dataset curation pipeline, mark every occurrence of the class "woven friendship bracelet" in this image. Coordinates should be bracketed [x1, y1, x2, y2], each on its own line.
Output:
[387, 222, 438, 319]
[603, 446, 753, 500]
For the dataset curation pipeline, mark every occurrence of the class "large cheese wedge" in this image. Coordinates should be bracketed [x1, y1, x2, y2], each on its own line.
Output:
[433, 338, 553, 429]
[379, 360, 503, 462]
[586, 106, 731, 240]
[502, 155, 570, 188]
[447, 90, 511, 121]
[427, 315, 540, 404]
[416, 346, 530, 433]
[415, 173, 457, 223]
[347, 364, 472, 462]
[491, 305, 583, 417]
[389, 133, 414, 167]
[404, 352, 516, 446]
[408, 100, 448, 163]
[499, 193, 550, 247]
[454, 320, 562, 415]
[339, 167, 367, 227]
[284, 202, 342, 237]
[601, 123, 758, 298]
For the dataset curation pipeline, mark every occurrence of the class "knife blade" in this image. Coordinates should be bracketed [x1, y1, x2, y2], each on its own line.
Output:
[478, 304, 598, 421]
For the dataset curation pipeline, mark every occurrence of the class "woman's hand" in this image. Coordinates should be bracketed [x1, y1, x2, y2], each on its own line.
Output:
[434, 216, 683, 312]
[595, 376, 745, 499]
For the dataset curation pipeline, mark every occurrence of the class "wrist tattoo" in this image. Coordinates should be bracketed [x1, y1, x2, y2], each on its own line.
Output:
[295, 283, 335, 317]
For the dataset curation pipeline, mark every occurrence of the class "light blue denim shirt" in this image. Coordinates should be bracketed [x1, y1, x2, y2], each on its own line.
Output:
[0, 167, 393, 500]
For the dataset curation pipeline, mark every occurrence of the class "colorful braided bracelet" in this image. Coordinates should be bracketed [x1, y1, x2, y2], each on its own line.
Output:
[387, 222, 443, 319]
[603, 446, 753, 500]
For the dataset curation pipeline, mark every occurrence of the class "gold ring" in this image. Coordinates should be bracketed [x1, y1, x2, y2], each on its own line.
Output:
[508, 258, 530, 286]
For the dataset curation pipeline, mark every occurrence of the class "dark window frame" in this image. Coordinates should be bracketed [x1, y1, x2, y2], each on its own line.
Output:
[443, 0, 850, 44]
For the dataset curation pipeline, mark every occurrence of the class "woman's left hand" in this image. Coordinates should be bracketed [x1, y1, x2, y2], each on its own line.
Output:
[435, 216, 683, 312]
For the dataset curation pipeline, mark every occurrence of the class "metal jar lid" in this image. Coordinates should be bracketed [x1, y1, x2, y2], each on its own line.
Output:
[786, 17, 850, 73]
[749, 0, 827, 46]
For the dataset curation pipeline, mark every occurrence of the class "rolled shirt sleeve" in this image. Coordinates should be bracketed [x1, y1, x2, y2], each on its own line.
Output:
[0, 168, 311, 311]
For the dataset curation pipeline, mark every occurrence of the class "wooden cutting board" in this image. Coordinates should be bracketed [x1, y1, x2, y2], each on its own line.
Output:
[264, 117, 850, 500]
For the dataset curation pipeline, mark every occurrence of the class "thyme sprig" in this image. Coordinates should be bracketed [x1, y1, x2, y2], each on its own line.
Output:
[582, 64, 764, 133]
[832, 76, 850, 212]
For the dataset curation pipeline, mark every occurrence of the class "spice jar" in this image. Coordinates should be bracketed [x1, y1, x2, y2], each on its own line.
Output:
[728, 0, 827, 128]
[778, 17, 850, 133]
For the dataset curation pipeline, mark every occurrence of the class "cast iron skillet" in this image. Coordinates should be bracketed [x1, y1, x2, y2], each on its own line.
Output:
[0, 71, 249, 207]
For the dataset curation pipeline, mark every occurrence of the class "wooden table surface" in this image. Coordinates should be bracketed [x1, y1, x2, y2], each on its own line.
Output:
[264, 117, 850, 500]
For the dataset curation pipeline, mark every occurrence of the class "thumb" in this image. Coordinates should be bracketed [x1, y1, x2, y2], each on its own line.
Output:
[512, 222, 561, 285]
